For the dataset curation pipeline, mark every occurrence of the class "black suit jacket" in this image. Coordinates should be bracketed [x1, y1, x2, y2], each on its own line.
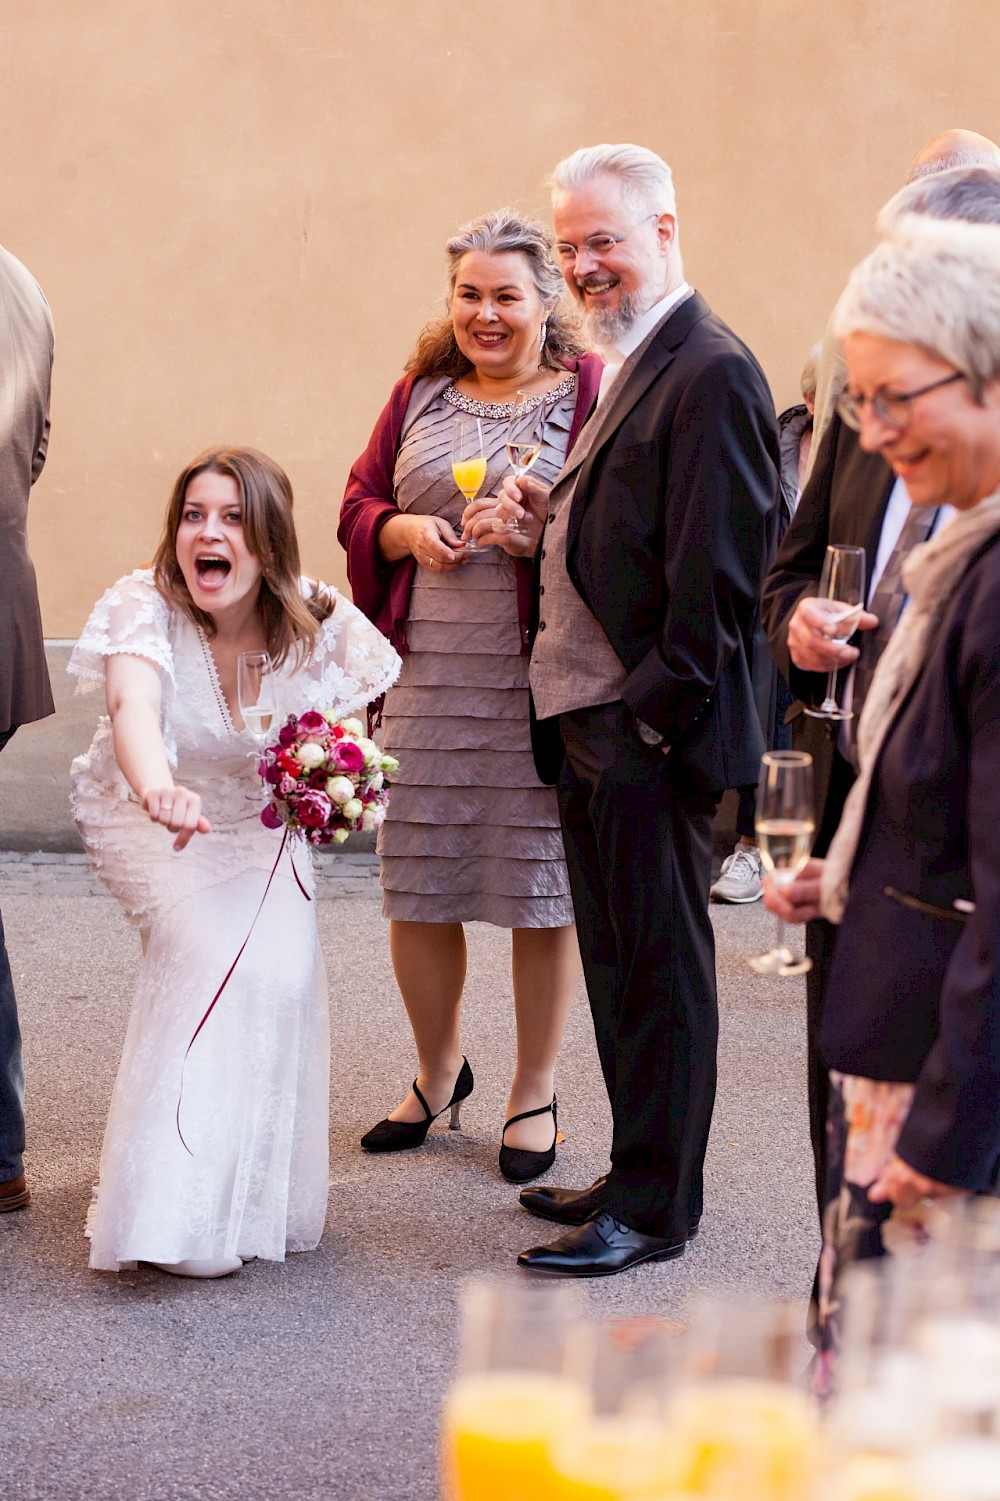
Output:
[821, 535, 1000, 1190]
[531, 291, 780, 799]
[760, 414, 895, 840]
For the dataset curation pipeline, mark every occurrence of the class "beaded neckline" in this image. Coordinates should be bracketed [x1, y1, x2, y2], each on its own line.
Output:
[195, 624, 237, 735]
[442, 373, 576, 421]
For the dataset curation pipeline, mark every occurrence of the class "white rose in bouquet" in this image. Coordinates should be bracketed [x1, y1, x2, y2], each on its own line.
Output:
[325, 775, 356, 805]
[341, 797, 364, 821]
[295, 741, 327, 769]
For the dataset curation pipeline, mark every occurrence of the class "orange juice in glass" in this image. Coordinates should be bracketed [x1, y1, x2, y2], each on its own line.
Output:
[440, 1277, 585, 1501]
[442, 1368, 588, 1501]
[666, 1380, 820, 1501]
[546, 1412, 677, 1500]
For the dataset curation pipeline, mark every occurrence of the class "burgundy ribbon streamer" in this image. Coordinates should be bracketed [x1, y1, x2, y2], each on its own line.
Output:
[175, 825, 311, 1155]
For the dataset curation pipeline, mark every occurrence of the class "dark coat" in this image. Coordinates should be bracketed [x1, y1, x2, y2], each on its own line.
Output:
[821, 534, 1000, 1191]
[0, 244, 54, 734]
[760, 413, 895, 843]
[531, 291, 780, 798]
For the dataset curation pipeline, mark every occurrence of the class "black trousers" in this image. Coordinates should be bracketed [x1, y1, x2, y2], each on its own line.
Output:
[556, 703, 718, 1241]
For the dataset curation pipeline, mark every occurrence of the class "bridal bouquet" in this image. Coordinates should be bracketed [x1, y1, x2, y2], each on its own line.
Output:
[257, 710, 398, 847]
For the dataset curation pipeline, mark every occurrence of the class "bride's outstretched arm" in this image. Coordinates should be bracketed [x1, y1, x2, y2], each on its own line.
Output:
[105, 653, 212, 851]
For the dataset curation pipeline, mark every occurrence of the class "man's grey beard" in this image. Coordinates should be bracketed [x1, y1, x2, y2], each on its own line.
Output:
[579, 285, 649, 346]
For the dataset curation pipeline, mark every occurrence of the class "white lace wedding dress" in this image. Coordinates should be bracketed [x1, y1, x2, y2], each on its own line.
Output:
[69, 569, 400, 1272]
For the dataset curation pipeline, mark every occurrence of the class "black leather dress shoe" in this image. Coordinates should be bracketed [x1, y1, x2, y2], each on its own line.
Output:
[518, 1175, 609, 1226]
[517, 1211, 686, 1278]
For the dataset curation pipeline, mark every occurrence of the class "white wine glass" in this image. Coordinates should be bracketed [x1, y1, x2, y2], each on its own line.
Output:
[452, 414, 487, 552]
[748, 750, 814, 977]
[236, 650, 276, 743]
[803, 544, 867, 721]
[502, 390, 545, 532]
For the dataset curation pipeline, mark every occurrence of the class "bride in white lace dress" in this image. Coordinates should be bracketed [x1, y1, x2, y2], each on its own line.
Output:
[70, 447, 399, 1278]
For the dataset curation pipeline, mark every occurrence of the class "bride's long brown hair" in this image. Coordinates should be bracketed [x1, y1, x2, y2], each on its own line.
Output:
[153, 446, 333, 670]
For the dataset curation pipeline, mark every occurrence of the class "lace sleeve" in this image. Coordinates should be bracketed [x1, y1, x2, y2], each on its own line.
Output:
[291, 582, 401, 719]
[68, 569, 175, 694]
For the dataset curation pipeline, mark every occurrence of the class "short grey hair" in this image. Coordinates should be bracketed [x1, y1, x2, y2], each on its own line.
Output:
[878, 165, 1000, 237]
[550, 143, 677, 219]
[833, 218, 1000, 399]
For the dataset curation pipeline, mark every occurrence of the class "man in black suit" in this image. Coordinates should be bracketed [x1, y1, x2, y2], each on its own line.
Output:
[497, 144, 779, 1277]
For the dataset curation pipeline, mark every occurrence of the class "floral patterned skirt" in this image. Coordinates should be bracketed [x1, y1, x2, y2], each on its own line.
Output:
[812, 1071, 916, 1394]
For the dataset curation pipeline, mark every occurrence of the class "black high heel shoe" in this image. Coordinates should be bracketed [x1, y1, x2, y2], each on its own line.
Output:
[360, 1058, 474, 1153]
[499, 1095, 557, 1183]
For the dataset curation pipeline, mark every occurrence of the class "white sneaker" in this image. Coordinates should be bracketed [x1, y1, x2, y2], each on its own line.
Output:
[710, 845, 763, 903]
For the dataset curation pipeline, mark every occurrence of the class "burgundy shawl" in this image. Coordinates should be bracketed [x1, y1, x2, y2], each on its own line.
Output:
[337, 353, 604, 654]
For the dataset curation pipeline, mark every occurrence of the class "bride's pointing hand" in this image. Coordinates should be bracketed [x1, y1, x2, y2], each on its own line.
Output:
[143, 785, 212, 852]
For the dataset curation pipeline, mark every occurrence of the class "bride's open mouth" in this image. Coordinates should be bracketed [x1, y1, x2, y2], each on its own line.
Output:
[194, 555, 232, 588]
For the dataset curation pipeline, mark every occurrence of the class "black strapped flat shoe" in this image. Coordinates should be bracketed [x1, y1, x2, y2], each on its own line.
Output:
[499, 1095, 557, 1183]
[360, 1058, 473, 1153]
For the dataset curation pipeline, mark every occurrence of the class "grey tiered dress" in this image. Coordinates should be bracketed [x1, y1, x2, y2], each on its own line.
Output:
[377, 375, 578, 928]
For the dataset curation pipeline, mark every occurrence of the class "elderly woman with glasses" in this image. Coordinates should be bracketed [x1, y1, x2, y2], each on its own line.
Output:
[339, 209, 602, 1183]
[765, 218, 1000, 1377]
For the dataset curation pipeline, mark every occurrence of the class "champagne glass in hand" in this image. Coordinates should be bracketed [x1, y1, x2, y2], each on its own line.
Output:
[452, 415, 487, 551]
[237, 651, 276, 743]
[749, 751, 815, 977]
[804, 544, 867, 720]
[502, 391, 545, 531]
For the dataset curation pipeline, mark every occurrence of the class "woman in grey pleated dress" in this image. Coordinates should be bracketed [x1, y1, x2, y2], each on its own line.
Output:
[339, 209, 603, 1181]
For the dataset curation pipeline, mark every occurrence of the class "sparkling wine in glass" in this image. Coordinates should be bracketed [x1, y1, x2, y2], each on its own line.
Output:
[237, 650, 276, 743]
[804, 544, 867, 721]
[452, 414, 487, 552]
[503, 390, 545, 532]
[748, 750, 814, 978]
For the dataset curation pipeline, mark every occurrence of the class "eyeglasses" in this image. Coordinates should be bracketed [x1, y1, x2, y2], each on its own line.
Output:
[837, 370, 965, 431]
[554, 213, 658, 264]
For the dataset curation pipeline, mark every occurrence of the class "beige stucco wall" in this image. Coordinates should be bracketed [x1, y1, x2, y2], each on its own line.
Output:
[7, 0, 1000, 635]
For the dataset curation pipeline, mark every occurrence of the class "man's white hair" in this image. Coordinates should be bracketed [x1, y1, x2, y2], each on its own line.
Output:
[833, 217, 1000, 399]
[550, 143, 677, 219]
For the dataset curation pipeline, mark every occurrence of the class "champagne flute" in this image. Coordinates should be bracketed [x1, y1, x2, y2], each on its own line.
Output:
[452, 414, 487, 552]
[236, 650, 276, 743]
[748, 750, 815, 977]
[502, 390, 545, 532]
[547, 1317, 681, 1500]
[671, 1296, 821, 1501]
[803, 544, 867, 720]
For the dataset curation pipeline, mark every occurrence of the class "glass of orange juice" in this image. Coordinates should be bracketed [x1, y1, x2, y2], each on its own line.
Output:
[440, 1276, 587, 1501]
[546, 1316, 683, 1501]
[667, 1296, 822, 1501]
[451, 414, 487, 552]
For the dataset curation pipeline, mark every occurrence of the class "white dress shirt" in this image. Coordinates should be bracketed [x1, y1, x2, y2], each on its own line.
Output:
[838, 478, 956, 747]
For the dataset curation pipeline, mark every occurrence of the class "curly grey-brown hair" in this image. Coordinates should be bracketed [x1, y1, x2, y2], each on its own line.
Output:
[406, 207, 585, 378]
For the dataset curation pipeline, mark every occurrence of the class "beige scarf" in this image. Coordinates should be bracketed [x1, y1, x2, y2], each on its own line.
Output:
[821, 489, 1000, 923]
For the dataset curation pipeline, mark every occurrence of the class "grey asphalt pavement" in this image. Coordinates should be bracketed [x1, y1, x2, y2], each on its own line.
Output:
[0, 851, 817, 1501]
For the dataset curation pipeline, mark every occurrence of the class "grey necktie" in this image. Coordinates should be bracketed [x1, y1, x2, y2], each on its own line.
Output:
[850, 504, 939, 756]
